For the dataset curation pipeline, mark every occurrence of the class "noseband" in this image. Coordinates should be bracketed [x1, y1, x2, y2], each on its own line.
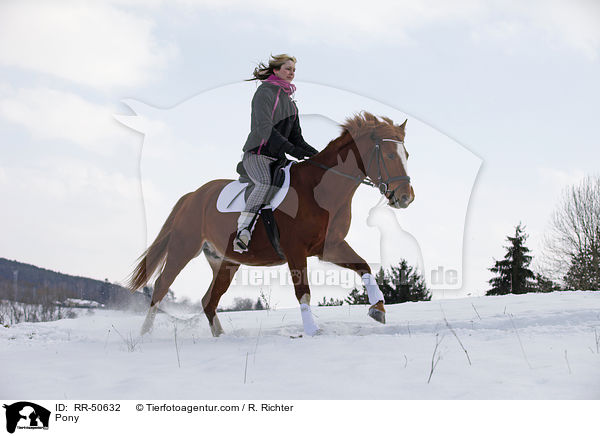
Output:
[307, 138, 411, 200]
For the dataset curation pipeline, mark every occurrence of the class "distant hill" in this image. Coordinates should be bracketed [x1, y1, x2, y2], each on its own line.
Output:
[0, 257, 146, 308]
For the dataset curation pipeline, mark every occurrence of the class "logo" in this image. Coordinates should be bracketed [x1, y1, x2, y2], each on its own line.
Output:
[3, 402, 50, 434]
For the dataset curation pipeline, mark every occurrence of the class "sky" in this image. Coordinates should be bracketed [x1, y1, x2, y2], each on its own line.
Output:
[1, 0, 599, 308]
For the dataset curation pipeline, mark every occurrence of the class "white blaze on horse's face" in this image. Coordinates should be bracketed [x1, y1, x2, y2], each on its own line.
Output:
[397, 142, 408, 175]
[393, 140, 414, 209]
[378, 137, 414, 209]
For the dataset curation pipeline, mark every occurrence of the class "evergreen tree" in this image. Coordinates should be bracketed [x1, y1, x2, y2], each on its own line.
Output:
[318, 296, 344, 306]
[345, 262, 430, 305]
[564, 249, 600, 290]
[487, 224, 535, 295]
[532, 272, 560, 293]
[345, 287, 369, 305]
[258, 290, 271, 310]
[386, 260, 431, 303]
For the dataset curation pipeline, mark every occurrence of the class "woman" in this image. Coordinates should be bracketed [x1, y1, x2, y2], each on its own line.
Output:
[234, 54, 318, 253]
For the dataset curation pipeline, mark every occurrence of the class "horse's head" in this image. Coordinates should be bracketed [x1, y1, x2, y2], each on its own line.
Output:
[343, 112, 415, 209]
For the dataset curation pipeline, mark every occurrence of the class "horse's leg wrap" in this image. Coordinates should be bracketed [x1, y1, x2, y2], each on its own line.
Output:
[299, 294, 320, 336]
[210, 314, 224, 337]
[362, 273, 386, 324]
[140, 304, 159, 335]
[362, 273, 384, 305]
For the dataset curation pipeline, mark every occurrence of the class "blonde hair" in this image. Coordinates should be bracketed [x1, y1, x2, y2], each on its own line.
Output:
[247, 54, 297, 81]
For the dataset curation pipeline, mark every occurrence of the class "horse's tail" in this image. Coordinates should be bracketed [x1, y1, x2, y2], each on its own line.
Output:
[128, 193, 192, 291]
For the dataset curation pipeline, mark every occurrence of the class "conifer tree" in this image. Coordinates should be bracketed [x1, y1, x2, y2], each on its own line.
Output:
[487, 223, 535, 295]
[254, 297, 264, 310]
[317, 296, 344, 306]
[564, 249, 600, 290]
[345, 287, 369, 305]
[532, 272, 560, 293]
[386, 260, 431, 303]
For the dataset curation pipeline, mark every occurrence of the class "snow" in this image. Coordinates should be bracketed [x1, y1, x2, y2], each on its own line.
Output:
[1, 291, 599, 399]
[60, 298, 104, 308]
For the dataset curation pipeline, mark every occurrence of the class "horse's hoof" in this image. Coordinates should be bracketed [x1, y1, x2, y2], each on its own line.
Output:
[140, 316, 155, 335]
[303, 326, 321, 337]
[368, 301, 386, 324]
[140, 323, 152, 336]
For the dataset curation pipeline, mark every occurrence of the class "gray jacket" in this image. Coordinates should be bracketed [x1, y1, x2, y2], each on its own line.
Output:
[243, 81, 317, 159]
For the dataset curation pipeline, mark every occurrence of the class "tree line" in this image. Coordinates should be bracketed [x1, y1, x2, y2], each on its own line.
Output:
[487, 175, 599, 295]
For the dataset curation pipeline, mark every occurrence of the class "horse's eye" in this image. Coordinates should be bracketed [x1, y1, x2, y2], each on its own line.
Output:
[387, 153, 396, 159]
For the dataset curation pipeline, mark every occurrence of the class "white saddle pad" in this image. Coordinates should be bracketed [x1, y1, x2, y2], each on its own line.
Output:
[216, 162, 293, 213]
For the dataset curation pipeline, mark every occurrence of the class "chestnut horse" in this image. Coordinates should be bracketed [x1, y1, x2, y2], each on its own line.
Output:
[129, 112, 414, 337]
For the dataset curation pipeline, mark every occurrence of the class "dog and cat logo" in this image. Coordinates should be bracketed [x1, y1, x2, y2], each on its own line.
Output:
[3, 402, 50, 433]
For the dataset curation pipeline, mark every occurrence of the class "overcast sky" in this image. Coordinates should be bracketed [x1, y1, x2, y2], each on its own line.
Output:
[1, 0, 599, 307]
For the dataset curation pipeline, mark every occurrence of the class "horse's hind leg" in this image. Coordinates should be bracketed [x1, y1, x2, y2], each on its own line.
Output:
[140, 233, 200, 335]
[201, 251, 240, 337]
[287, 251, 320, 336]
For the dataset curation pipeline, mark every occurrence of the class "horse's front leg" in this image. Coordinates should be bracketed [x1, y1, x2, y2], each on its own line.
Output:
[287, 253, 321, 336]
[319, 240, 386, 324]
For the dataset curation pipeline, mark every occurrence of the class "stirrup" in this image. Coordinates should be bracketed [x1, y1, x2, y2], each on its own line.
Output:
[233, 229, 251, 253]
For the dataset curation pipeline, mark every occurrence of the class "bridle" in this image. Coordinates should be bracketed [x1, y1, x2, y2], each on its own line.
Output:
[366, 138, 411, 198]
[307, 138, 411, 203]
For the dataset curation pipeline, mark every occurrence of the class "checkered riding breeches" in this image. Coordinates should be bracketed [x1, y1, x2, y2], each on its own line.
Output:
[242, 151, 276, 214]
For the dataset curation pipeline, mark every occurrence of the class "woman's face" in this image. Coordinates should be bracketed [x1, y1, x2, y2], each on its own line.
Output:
[274, 60, 296, 83]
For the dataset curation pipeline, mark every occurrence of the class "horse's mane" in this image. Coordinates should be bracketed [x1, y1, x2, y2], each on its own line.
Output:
[318, 111, 404, 158]
[311, 112, 405, 172]
[340, 111, 404, 141]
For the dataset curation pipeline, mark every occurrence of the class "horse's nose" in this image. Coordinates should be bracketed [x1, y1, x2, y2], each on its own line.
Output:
[399, 193, 413, 208]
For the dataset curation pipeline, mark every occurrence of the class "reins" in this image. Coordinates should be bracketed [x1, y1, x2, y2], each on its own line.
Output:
[307, 161, 376, 187]
[306, 138, 410, 197]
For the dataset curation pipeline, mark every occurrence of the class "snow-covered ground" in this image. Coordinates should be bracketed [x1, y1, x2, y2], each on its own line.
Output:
[1, 291, 599, 399]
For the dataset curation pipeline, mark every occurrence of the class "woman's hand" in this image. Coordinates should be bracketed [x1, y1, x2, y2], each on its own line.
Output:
[303, 145, 319, 157]
[288, 146, 308, 160]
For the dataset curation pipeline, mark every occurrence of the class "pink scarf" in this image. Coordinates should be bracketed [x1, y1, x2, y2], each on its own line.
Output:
[265, 73, 296, 95]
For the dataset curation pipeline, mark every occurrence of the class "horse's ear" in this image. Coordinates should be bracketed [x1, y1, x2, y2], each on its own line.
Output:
[399, 119, 407, 129]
